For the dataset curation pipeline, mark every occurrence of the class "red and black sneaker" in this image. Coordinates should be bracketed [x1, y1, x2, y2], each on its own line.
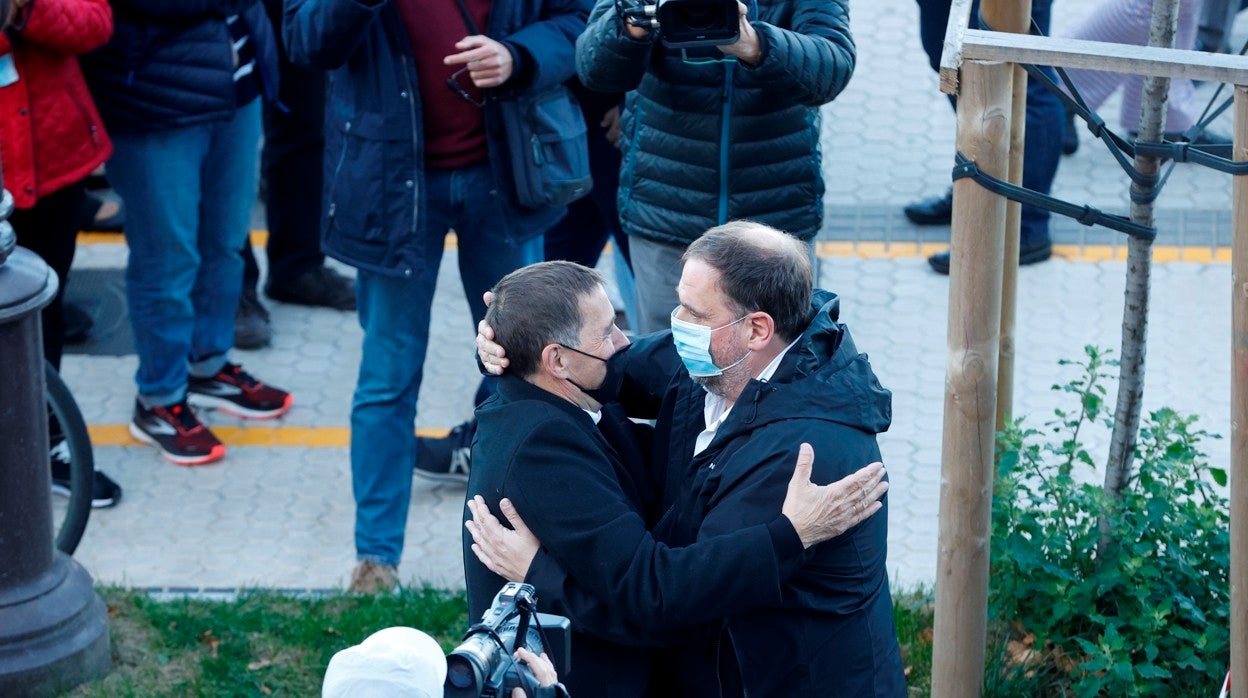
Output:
[186, 363, 293, 419]
[129, 398, 225, 465]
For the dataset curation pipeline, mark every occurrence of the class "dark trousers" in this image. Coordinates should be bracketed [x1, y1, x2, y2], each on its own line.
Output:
[242, 0, 327, 290]
[543, 122, 631, 269]
[11, 182, 88, 370]
[916, 0, 1063, 246]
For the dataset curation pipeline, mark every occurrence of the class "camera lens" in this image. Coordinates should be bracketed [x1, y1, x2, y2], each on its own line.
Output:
[446, 657, 477, 689]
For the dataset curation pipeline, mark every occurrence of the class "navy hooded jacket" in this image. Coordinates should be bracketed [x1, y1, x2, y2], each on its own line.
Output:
[621, 289, 907, 697]
[283, 0, 589, 278]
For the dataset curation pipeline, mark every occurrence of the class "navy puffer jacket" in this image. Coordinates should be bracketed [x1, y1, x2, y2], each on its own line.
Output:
[81, 0, 279, 135]
[576, 0, 854, 245]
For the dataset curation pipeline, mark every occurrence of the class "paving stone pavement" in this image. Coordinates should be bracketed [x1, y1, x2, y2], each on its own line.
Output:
[53, 0, 1242, 593]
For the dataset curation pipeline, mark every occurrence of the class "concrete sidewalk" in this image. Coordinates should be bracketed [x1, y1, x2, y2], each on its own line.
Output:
[54, 0, 1242, 593]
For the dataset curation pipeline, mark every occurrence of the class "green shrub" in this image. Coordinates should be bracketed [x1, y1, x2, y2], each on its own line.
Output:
[989, 346, 1229, 697]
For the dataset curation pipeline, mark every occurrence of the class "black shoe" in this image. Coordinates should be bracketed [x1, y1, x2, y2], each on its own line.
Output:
[265, 266, 356, 311]
[415, 419, 475, 484]
[63, 301, 94, 344]
[234, 289, 272, 350]
[1063, 109, 1079, 156]
[903, 189, 954, 226]
[50, 438, 122, 509]
[927, 241, 1053, 275]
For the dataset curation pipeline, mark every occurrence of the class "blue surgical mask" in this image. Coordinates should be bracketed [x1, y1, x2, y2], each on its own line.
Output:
[669, 306, 750, 378]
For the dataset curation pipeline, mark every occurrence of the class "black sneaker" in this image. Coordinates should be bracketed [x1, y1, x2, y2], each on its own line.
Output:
[130, 398, 226, 465]
[415, 419, 475, 484]
[187, 363, 293, 419]
[49, 438, 122, 508]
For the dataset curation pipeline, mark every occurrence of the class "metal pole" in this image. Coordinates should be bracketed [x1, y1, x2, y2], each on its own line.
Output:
[0, 164, 110, 695]
[1230, 83, 1248, 698]
[931, 57, 1013, 698]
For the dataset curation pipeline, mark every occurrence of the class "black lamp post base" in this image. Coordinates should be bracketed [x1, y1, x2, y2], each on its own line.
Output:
[0, 554, 111, 697]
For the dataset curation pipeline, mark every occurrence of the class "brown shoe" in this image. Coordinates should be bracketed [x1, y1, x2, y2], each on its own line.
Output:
[348, 561, 399, 594]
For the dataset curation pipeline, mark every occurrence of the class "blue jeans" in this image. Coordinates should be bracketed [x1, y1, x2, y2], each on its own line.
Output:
[917, 0, 1063, 246]
[352, 161, 543, 566]
[108, 100, 262, 406]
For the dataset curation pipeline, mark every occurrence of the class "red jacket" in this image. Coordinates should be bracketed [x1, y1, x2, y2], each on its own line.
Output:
[0, 0, 112, 209]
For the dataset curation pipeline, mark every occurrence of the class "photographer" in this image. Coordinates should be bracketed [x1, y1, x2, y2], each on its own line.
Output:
[574, 0, 854, 333]
[322, 626, 568, 698]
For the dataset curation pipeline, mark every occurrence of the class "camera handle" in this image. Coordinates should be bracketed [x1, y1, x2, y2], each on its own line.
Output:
[616, 0, 659, 32]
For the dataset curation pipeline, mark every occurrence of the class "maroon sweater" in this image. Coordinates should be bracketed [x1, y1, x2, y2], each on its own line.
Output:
[396, 0, 490, 169]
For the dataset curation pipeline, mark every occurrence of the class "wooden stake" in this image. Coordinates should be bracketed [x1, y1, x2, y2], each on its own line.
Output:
[932, 58, 1013, 698]
[1231, 84, 1248, 698]
[980, 0, 1032, 432]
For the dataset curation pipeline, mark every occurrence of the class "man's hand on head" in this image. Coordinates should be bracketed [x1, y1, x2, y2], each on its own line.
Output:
[717, 2, 761, 65]
[444, 36, 514, 88]
[478, 291, 509, 375]
[465, 496, 541, 581]
[781, 444, 888, 548]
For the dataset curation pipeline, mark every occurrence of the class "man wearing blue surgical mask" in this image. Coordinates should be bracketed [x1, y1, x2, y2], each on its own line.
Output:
[464, 258, 892, 698]
[472, 221, 906, 697]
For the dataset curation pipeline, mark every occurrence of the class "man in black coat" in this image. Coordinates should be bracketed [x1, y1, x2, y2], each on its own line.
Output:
[463, 260, 890, 698]
[472, 223, 906, 697]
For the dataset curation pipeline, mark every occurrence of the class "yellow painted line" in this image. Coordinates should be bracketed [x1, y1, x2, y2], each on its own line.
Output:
[89, 424, 450, 448]
[78, 230, 1231, 263]
[78, 231, 460, 249]
[814, 241, 1233, 263]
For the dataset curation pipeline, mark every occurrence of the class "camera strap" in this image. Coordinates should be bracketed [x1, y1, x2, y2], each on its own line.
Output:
[451, 0, 483, 36]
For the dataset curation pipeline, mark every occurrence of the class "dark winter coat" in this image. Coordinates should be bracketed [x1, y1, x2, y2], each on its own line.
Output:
[466, 375, 805, 698]
[620, 289, 907, 697]
[283, 0, 588, 279]
[0, 0, 112, 209]
[576, 0, 854, 246]
[80, 0, 279, 134]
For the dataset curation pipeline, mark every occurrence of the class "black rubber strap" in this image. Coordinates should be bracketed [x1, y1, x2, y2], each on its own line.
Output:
[952, 153, 1158, 242]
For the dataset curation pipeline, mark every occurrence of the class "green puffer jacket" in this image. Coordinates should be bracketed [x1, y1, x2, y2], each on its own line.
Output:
[576, 0, 854, 245]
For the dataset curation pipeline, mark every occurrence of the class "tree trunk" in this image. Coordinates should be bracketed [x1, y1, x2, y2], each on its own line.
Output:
[1100, 0, 1181, 560]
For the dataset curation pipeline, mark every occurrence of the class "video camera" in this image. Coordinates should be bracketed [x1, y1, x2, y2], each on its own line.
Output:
[619, 0, 740, 49]
[445, 582, 571, 698]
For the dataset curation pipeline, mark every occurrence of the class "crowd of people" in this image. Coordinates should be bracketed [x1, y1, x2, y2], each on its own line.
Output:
[3, 0, 1242, 694]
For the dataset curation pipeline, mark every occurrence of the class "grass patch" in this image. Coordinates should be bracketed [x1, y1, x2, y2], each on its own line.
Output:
[68, 585, 935, 696]
[69, 586, 467, 697]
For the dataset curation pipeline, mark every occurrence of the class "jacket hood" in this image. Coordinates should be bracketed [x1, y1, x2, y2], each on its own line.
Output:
[723, 289, 892, 437]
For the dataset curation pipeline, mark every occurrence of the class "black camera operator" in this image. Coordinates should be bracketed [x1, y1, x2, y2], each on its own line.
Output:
[574, 0, 855, 336]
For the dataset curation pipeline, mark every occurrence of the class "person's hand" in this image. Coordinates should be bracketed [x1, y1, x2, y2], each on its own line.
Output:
[781, 443, 888, 548]
[466, 496, 541, 581]
[477, 291, 509, 375]
[514, 647, 558, 687]
[717, 2, 761, 65]
[601, 106, 623, 149]
[444, 36, 514, 88]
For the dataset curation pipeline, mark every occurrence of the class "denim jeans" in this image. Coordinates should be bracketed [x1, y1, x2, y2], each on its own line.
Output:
[108, 100, 262, 406]
[917, 0, 1063, 247]
[352, 161, 543, 566]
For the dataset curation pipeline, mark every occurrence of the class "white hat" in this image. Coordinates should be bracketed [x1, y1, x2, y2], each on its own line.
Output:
[322, 626, 447, 698]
